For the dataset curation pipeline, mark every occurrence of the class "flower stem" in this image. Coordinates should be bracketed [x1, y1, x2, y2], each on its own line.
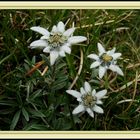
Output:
[68, 104, 76, 130]
[51, 63, 56, 80]
[105, 73, 109, 89]
[65, 92, 76, 130]
[50, 64, 56, 95]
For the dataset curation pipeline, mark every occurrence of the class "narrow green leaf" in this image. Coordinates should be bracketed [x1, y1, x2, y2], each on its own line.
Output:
[0, 109, 15, 115]
[29, 89, 42, 101]
[22, 107, 29, 122]
[0, 101, 17, 106]
[66, 55, 76, 78]
[31, 56, 36, 64]
[23, 123, 48, 130]
[52, 81, 66, 90]
[28, 109, 46, 118]
[10, 110, 21, 130]
[0, 48, 16, 65]
[52, 75, 68, 90]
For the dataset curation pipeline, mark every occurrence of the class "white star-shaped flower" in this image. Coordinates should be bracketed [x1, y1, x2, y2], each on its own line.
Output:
[88, 43, 124, 79]
[29, 21, 87, 65]
[66, 81, 107, 118]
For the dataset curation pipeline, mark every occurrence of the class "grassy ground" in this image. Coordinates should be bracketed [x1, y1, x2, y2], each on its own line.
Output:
[0, 9, 140, 130]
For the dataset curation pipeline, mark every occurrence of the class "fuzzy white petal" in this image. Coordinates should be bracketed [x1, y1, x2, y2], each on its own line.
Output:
[96, 100, 103, 105]
[77, 98, 82, 102]
[109, 65, 124, 76]
[93, 105, 104, 114]
[98, 43, 105, 55]
[61, 44, 71, 54]
[87, 54, 99, 60]
[30, 26, 50, 36]
[115, 66, 124, 76]
[90, 61, 101, 69]
[43, 47, 51, 53]
[29, 40, 48, 48]
[112, 53, 121, 60]
[107, 48, 116, 55]
[40, 36, 49, 40]
[80, 87, 86, 95]
[68, 36, 87, 44]
[66, 90, 81, 99]
[59, 50, 66, 57]
[95, 89, 107, 99]
[63, 28, 75, 37]
[28, 45, 45, 49]
[109, 64, 116, 72]
[57, 21, 65, 33]
[72, 104, 85, 114]
[51, 25, 57, 33]
[99, 66, 107, 79]
[114, 61, 117, 65]
[50, 51, 59, 65]
[92, 89, 96, 96]
[86, 108, 94, 118]
[84, 81, 91, 93]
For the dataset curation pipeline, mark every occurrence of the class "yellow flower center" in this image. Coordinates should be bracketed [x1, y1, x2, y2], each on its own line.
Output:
[48, 33, 67, 48]
[102, 53, 113, 62]
[83, 94, 96, 107]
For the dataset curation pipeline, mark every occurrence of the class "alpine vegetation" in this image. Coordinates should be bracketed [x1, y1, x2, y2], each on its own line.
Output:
[2, 9, 138, 131]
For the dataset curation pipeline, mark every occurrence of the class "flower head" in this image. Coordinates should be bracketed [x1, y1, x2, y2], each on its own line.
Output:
[66, 81, 107, 118]
[29, 21, 87, 65]
[88, 43, 124, 79]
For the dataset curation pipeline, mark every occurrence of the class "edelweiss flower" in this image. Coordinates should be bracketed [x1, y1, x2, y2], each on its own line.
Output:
[29, 21, 87, 65]
[88, 43, 124, 79]
[66, 81, 107, 118]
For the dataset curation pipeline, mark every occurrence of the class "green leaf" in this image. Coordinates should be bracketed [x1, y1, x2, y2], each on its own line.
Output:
[65, 54, 76, 78]
[22, 107, 29, 122]
[10, 110, 21, 130]
[40, 54, 50, 67]
[31, 56, 36, 64]
[55, 63, 67, 72]
[24, 63, 30, 71]
[0, 100, 17, 106]
[114, 114, 130, 120]
[28, 109, 46, 118]
[53, 118, 72, 130]
[29, 89, 42, 101]
[23, 123, 48, 130]
[52, 75, 68, 90]
[52, 81, 67, 90]
[0, 108, 15, 115]
[0, 48, 16, 65]
[32, 78, 37, 86]
[73, 116, 82, 124]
